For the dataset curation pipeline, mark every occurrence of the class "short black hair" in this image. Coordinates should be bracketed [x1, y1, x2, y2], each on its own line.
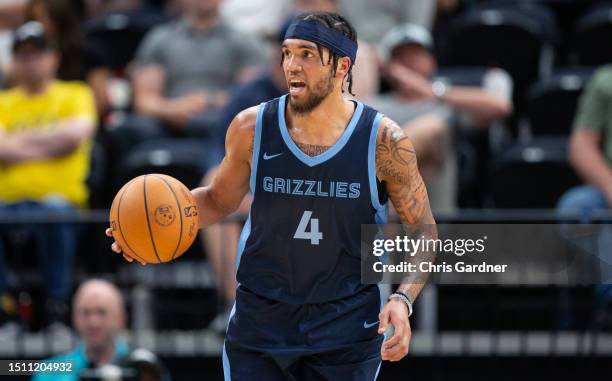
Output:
[284, 11, 358, 96]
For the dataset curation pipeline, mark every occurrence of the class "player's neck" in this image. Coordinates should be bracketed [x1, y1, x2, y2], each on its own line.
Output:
[287, 92, 354, 139]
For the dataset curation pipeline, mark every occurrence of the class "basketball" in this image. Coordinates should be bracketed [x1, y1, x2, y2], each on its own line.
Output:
[109, 174, 199, 264]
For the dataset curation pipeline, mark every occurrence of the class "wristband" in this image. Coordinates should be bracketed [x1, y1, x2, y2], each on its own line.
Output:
[388, 291, 413, 317]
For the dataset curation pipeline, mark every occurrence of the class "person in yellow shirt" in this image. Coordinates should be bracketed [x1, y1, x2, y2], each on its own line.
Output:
[0, 22, 96, 336]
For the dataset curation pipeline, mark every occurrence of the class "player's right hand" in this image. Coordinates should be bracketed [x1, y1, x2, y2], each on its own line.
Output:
[105, 228, 147, 266]
[378, 298, 411, 361]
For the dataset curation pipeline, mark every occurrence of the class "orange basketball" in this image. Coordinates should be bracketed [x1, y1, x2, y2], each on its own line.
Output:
[109, 174, 199, 264]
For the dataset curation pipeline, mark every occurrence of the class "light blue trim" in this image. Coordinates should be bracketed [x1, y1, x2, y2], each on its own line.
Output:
[250, 103, 265, 193]
[375, 207, 388, 225]
[373, 362, 382, 381]
[222, 343, 231, 381]
[235, 213, 251, 271]
[227, 101, 254, 379]
[239, 101, 259, 274]
[222, 303, 237, 380]
[374, 284, 383, 381]
[277, 95, 364, 167]
[368, 112, 386, 212]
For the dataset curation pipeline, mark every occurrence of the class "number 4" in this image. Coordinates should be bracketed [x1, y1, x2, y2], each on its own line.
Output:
[294, 211, 323, 245]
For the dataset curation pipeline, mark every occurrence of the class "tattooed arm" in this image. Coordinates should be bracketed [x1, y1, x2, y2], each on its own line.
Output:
[375, 116, 437, 362]
[377, 117, 437, 296]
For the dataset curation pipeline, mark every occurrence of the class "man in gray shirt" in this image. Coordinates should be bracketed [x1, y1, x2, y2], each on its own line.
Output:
[369, 24, 512, 212]
[127, 0, 265, 141]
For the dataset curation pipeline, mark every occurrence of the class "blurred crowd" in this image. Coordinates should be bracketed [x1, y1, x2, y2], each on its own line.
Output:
[0, 0, 612, 369]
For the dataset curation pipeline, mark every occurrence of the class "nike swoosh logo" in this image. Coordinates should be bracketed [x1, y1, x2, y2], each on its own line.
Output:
[363, 320, 379, 329]
[263, 152, 283, 160]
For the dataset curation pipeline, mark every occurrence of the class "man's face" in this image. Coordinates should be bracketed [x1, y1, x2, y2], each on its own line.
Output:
[281, 39, 337, 114]
[73, 285, 124, 350]
[391, 43, 436, 79]
[13, 44, 57, 87]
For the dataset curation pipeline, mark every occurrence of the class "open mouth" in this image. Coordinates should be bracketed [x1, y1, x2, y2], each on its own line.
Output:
[289, 79, 306, 95]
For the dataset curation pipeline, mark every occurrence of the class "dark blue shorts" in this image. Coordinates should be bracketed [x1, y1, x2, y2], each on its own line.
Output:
[223, 285, 383, 381]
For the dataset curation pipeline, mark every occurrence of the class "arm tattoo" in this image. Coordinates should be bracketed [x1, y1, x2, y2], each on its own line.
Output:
[376, 118, 429, 225]
[377, 118, 437, 301]
[295, 141, 331, 157]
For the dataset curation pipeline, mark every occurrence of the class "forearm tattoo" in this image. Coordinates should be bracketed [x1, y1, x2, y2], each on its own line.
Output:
[377, 118, 436, 296]
[376, 118, 429, 225]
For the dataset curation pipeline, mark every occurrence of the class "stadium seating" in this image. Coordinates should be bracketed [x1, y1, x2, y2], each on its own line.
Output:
[571, 3, 612, 66]
[443, 4, 558, 107]
[86, 141, 109, 209]
[486, 137, 581, 208]
[524, 67, 594, 136]
[116, 139, 213, 191]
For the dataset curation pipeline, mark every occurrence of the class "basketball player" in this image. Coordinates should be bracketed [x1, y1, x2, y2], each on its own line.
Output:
[107, 11, 436, 380]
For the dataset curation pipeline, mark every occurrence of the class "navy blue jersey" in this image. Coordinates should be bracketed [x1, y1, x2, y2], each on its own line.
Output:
[236, 95, 388, 304]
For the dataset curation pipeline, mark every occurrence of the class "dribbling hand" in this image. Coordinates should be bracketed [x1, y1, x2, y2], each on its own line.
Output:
[105, 228, 147, 265]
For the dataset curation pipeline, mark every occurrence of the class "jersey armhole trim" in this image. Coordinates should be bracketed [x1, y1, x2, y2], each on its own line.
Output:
[249, 102, 265, 194]
[368, 112, 386, 211]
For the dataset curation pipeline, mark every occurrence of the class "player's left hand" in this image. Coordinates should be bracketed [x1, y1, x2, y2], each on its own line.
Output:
[378, 299, 411, 361]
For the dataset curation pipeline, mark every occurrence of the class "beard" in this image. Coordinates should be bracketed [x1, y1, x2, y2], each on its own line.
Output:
[289, 70, 335, 115]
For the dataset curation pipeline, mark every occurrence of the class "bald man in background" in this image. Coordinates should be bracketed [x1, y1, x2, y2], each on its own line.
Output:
[32, 279, 129, 381]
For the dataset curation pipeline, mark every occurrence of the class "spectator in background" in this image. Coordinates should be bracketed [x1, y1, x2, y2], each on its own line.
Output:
[122, 0, 265, 153]
[561, 65, 612, 215]
[0, 22, 96, 335]
[369, 23, 512, 211]
[33, 279, 171, 381]
[559, 65, 612, 295]
[32, 279, 128, 381]
[25, 0, 113, 117]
